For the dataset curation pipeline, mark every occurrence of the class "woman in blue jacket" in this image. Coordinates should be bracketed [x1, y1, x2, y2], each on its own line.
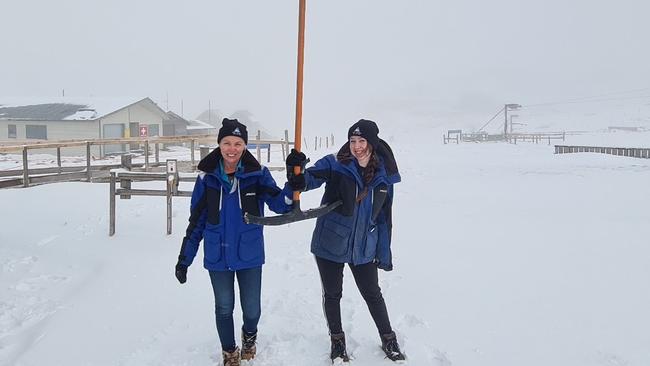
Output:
[286, 119, 405, 362]
[175, 119, 292, 366]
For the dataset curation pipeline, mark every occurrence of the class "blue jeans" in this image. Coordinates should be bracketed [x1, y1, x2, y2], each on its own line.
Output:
[209, 266, 262, 351]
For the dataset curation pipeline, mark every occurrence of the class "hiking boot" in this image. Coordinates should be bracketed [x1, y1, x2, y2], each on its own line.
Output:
[222, 346, 241, 366]
[330, 332, 350, 362]
[241, 329, 257, 361]
[381, 331, 406, 361]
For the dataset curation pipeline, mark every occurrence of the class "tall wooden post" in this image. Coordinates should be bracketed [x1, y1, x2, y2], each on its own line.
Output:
[86, 142, 92, 182]
[57, 147, 62, 174]
[144, 140, 150, 172]
[109, 171, 116, 236]
[22, 147, 29, 188]
[190, 139, 196, 168]
[256, 130, 262, 162]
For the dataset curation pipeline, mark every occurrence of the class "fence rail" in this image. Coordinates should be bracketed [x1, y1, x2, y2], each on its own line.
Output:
[555, 145, 650, 158]
[0, 132, 293, 189]
[109, 164, 196, 236]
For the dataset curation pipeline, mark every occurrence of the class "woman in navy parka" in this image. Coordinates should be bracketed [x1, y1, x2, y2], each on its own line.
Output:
[175, 119, 292, 366]
[286, 119, 406, 362]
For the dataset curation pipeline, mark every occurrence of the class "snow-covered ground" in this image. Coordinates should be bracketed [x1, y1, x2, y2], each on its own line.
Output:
[1, 127, 650, 366]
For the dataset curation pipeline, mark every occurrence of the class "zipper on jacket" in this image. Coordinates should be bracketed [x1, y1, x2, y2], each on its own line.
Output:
[351, 185, 361, 264]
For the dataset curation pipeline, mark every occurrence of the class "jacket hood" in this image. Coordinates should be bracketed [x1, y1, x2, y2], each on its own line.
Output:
[197, 148, 261, 175]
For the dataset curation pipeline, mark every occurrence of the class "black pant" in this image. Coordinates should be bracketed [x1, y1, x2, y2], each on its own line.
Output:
[315, 256, 393, 336]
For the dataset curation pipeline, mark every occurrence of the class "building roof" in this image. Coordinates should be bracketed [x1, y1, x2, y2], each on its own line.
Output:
[0, 97, 160, 121]
[187, 119, 218, 130]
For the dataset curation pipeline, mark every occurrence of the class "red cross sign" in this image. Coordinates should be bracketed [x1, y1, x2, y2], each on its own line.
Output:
[139, 126, 148, 137]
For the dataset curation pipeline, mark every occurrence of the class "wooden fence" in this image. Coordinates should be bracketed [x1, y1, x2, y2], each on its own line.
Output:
[508, 132, 566, 145]
[445, 131, 566, 144]
[109, 161, 195, 236]
[0, 132, 293, 189]
[554, 145, 650, 158]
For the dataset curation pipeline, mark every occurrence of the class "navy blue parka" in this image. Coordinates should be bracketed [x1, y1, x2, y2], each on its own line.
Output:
[302, 141, 400, 271]
[178, 148, 292, 271]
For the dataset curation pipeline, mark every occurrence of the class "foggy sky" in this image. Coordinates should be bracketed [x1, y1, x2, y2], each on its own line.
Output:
[2, 0, 649, 134]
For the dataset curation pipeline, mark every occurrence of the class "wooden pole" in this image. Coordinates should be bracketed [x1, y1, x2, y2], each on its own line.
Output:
[190, 139, 195, 167]
[57, 147, 62, 174]
[256, 130, 262, 162]
[155, 142, 160, 165]
[282, 129, 289, 160]
[109, 171, 116, 236]
[86, 142, 91, 182]
[166, 174, 172, 235]
[144, 140, 150, 172]
[22, 147, 29, 188]
[292, 0, 306, 202]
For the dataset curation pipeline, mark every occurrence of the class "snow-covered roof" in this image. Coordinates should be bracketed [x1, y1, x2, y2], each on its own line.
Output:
[0, 97, 157, 121]
[186, 119, 217, 130]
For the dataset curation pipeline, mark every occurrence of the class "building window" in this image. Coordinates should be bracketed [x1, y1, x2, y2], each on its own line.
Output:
[26, 125, 47, 140]
[148, 124, 160, 137]
[8, 124, 17, 138]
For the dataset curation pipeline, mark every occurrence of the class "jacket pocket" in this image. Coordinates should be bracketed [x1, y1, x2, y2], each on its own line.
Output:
[363, 224, 379, 257]
[238, 227, 263, 262]
[203, 230, 222, 263]
[319, 219, 351, 256]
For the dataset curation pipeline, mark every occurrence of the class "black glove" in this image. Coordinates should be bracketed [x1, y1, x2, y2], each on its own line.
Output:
[286, 149, 308, 175]
[286, 149, 309, 192]
[288, 174, 306, 192]
[175, 263, 188, 284]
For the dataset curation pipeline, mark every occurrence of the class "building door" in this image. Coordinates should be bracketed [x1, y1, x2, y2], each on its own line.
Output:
[103, 123, 125, 155]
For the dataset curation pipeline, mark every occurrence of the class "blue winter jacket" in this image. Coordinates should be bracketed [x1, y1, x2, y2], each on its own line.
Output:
[177, 149, 292, 271]
[303, 142, 400, 270]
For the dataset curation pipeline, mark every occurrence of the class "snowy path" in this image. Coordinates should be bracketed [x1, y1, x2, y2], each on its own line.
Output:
[2, 134, 650, 365]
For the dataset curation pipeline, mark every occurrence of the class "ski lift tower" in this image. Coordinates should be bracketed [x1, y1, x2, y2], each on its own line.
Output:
[504, 103, 521, 137]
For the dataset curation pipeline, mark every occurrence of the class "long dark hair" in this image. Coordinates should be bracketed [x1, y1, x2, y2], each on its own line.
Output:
[337, 142, 379, 202]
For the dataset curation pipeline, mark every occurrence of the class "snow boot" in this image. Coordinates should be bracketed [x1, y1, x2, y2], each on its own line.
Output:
[381, 331, 406, 361]
[330, 332, 350, 363]
[222, 346, 241, 366]
[241, 329, 257, 361]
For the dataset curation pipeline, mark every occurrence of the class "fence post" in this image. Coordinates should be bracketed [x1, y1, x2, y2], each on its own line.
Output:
[282, 129, 289, 160]
[22, 147, 29, 188]
[200, 146, 210, 159]
[155, 142, 160, 165]
[190, 139, 196, 167]
[57, 147, 62, 174]
[86, 142, 92, 182]
[314, 136, 317, 151]
[256, 130, 262, 162]
[119, 154, 132, 200]
[121, 154, 133, 170]
[144, 140, 150, 172]
[109, 171, 116, 236]
[166, 159, 178, 235]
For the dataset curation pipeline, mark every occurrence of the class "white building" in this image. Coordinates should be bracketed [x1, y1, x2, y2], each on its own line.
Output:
[0, 97, 178, 155]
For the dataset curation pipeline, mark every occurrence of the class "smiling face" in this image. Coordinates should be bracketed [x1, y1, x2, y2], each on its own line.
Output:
[349, 136, 372, 166]
[219, 135, 246, 170]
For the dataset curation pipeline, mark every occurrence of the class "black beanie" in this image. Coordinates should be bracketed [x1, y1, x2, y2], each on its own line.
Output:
[348, 119, 380, 147]
[217, 118, 248, 144]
